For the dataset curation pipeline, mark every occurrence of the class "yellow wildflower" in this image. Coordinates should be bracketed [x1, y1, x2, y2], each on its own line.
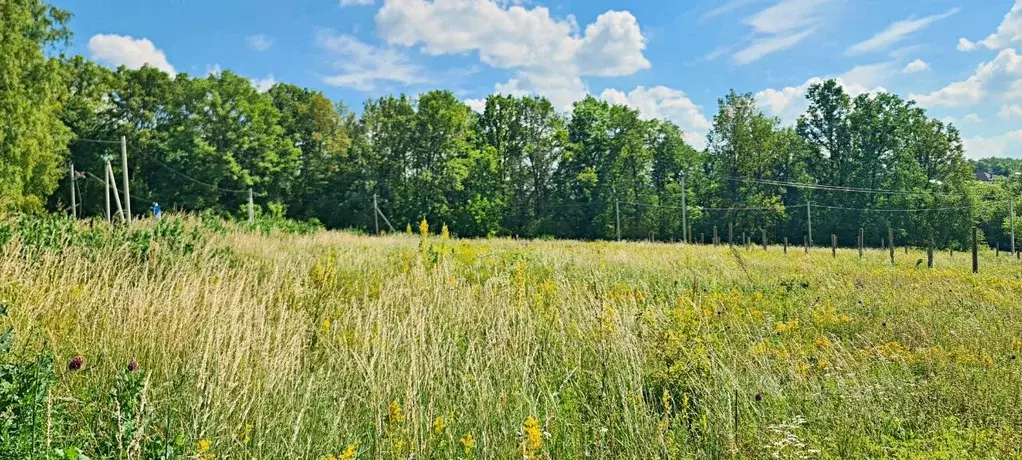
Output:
[460, 432, 477, 456]
[441, 223, 450, 240]
[775, 320, 799, 335]
[419, 219, 429, 237]
[388, 400, 405, 427]
[320, 319, 331, 336]
[813, 336, 832, 349]
[433, 415, 446, 436]
[523, 416, 543, 457]
[339, 444, 357, 460]
[197, 439, 214, 460]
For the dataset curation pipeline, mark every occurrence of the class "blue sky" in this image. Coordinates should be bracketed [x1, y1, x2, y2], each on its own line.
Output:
[54, 0, 1022, 157]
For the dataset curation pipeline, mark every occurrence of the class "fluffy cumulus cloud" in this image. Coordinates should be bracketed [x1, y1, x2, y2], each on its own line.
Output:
[251, 75, 276, 92]
[88, 34, 176, 76]
[374, 0, 649, 108]
[755, 62, 892, 124]
[959, 0, 1022, 51]
[598, 86, 712, 148]
[846, 8, 958, 55]
[903, 59, 929, 73]
[965, 113, 984, 123]
[317, 29, 429, 91]
[963, 129, 1022, 158]
[731, 0, 834, 64]
[910, 48, 1022, 108]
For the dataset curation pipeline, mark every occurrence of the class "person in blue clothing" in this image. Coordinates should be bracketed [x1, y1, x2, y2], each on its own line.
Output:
[151, 202, 162, 220]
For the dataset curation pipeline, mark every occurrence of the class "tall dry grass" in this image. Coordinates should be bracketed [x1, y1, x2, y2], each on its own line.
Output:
[2, 218, 1022, 458]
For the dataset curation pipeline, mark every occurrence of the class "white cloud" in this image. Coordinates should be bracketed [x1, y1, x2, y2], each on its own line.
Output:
[755, 62, 892, 124]
[910, 48, 1022, 107]
[316, 29, 428, 91]
[941, 115, 956, 124]
[251, 75, 276, 93]
[963, 129, 1022, 158]
[464, 98, 487, 113]
[846, 8, 959, 55]
[598, 86, 711, 148]
[1000, 104, 1022, 119]
[341, 0, 374, 5]
[376, 1, 649, 78]
[731, 0, 833, 64]
[965, 113, 984, 123]
[87, 34, 176, 76]
[903, 59, 929, 73]
[205, 63, 222, 76]
[247, 34, 274, 51]
[960, 0, 1022, 51]
[733, 29, 817, 65]
[700, 0, 765, 22]
[374, 0, 650, 102]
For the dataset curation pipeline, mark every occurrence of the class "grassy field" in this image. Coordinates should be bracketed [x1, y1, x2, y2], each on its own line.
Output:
[2, 216, 1022, 458]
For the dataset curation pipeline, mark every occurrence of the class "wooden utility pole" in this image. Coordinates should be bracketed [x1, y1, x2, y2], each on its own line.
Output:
[615, 198, 621, 241]
[373, 193, 380, 235]
[106, 162, 124, 222]
[1012, 195, 1016, 256]
[729, 222, 734, 248]
[858, 228, 863, 258]
[681, 172, 687, 244]
[888, 228, 895, 266]
[248, 189, 255, 223]
[806, 202, 813, 248]
[104, 158, 111, 223]
[121, 135, 131, 223]
[973, 227, 979, 274]
[69, 162, 77, 219]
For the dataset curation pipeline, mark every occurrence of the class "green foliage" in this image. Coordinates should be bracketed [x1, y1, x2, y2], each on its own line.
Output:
[0, 0, 73, 207]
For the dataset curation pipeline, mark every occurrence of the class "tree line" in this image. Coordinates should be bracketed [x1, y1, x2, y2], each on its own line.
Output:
[2, 0, 1018, 248]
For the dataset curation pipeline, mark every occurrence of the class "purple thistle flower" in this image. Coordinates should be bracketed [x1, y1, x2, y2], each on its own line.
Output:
[127, 360, 139, 372]
[68, 356, 83, 371]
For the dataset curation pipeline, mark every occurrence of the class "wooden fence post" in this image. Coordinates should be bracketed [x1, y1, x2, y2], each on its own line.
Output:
[928, 238, 934, 269]
[729, 222, 734, 248]
[762, 229, 767, 251]
[832, 234, 837, 258]
[714, 226, 719, 247]
[784, 237, 788, 254]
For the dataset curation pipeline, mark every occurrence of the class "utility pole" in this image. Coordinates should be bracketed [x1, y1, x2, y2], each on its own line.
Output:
[1011, 194, 1016, 256]
[248, 189, 255, 223]
[69, 162, 77, 219]
[103, 155, 111, 223]
[373, 193, 380, 235]
[106, 161, 125, 222]
[806, 202, 813, 248]
[121, 136, 131, 223]
[681, 172, 688, 244]
[615, 198, 621, 241]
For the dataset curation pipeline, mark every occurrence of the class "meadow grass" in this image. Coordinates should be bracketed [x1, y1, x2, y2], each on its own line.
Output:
[2, 217, 1022, 458]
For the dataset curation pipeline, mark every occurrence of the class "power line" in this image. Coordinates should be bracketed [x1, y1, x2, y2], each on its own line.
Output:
[148, 157, 250, 194]
[730, 177, 963, 198]
[72, 138, 122, 145]
[811, 203, 973, 213]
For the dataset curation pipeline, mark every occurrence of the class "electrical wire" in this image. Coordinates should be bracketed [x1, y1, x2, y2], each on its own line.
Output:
[148, 157, 251, 194]
[729, 177, 963, 198]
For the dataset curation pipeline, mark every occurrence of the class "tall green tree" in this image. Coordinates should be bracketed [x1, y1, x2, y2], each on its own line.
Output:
[0, 0, 72, 210]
